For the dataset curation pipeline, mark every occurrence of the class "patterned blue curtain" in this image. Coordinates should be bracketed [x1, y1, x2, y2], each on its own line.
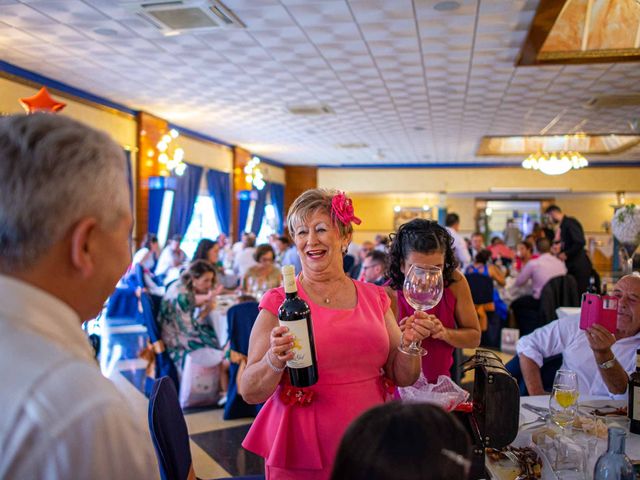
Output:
[250, 187, 268, 236]
[168, 164, 203, 238]
[269, 182, 285, 234]
[206, 169, 231, 235]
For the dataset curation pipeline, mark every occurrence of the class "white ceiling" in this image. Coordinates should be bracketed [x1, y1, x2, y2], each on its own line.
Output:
[1, 0, 640, 166]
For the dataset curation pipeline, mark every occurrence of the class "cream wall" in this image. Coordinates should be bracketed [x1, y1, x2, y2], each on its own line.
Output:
[180, 134, 232, 173]
[318, 166, 640, 194]
[0, 76, 136, 149]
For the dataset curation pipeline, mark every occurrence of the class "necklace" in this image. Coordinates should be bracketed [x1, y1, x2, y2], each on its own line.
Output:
[300, 274, 345, 304]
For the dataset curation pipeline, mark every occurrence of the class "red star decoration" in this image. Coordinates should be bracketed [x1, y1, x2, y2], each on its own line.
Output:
[19, 87, 66, 114]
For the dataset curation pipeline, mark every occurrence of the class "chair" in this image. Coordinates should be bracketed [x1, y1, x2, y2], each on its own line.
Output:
[224, 301, 263, 420]
[138, 292, 180, 397]
[149, 377, 195, 480]
[342, 254, 355, 274]
[465, 273, 501, 349]
[149, 377, 265, 480]
[538, 274, 580, 326]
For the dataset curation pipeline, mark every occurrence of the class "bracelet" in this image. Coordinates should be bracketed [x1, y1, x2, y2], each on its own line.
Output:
[598, 357, 617, 370]
[265, 350, 286, 373]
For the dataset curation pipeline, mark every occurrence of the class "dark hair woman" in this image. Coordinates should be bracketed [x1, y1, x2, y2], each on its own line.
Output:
[192, 238, 220, 265]
[387, 219, 480, 383]
[331, 402, 471, 480]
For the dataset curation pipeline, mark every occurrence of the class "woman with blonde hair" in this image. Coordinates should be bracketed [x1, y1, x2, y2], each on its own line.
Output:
[240, 189, 430, 480]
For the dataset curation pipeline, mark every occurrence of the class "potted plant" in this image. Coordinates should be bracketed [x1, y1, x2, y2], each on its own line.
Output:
[611, 204, 640, 273]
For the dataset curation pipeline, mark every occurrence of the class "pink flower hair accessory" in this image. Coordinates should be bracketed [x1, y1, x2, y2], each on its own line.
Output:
[331, 192, 361, 226]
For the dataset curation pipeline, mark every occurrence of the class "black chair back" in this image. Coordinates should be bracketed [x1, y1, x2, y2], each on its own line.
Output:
[149, 377, 193, 480]
[465, 273, 494, 304]
[539, 274, 579, 325]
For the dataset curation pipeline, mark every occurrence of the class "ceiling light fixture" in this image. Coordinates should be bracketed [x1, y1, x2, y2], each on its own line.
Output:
[522, 151, 588, 176]
[244, 156, 265, 190]
[156, 129, 187, 176]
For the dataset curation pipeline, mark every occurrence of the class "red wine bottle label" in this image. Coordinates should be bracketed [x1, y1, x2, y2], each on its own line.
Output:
[634, 386, 640, 422]
[279, 318, 313, 369]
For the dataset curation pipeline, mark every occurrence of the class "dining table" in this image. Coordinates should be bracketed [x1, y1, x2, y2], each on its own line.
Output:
[488, 394, 640, 479]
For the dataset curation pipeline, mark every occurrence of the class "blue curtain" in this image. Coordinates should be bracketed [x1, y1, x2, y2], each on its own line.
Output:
[168, 164, 203, 238]
[238, 197, 251, 240]
[206, 169, 231, 235]
[269, 182, 285, 234]
[250, 187, 268, 236]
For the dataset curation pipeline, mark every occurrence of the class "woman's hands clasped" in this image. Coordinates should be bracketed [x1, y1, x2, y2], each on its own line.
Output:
[399, 311, 450, 347]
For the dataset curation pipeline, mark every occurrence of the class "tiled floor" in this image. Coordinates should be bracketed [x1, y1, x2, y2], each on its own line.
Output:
[101, 315, 514, 478]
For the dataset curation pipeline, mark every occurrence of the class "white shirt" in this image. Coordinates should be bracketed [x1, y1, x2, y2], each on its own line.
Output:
[234, 247, 257, 277]
[446, 226, 471, 270]
[155, 246, 187, 277]
[514, 253, 567, 299]
[516, 313, 640, 399]
[0, 274, 158, 479]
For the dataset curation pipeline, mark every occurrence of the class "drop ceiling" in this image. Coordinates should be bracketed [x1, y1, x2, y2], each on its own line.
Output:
[1, 0, 640, 166]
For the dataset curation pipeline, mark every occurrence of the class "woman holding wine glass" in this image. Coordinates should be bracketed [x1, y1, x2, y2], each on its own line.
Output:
[240, 189, 430, 480]
[387, 219, 481, 382]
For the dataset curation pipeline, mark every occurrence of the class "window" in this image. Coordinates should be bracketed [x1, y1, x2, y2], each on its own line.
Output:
[181, 195, 220, 258]
[256, 203, 278, 244]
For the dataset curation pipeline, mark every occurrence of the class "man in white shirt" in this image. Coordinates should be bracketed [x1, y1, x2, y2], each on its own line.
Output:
[445, 212, 471, 270]
[154, 234, 188, 283]
[516, 275, 640, 398]
[0, 114, 157, 479]
[233, 232, 258, 277]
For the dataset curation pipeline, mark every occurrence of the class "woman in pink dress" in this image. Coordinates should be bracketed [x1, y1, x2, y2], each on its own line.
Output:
[387, 219, 481, 383]
[240, 189, 430, 480]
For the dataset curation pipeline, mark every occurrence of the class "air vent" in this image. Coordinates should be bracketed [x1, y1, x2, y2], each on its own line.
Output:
[586, 94, 640, 109]
[131, 0, 244, 33]
[286, 104, 334, 115]
[336, 143, 369, 149]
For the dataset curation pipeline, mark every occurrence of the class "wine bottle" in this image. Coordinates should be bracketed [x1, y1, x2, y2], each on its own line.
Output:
[278, 265, 318, 387]
[593, 427, 634, 480]
[628, 349, 640, 434]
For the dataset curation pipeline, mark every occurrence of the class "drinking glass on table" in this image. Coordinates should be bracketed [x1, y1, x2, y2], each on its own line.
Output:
[400, 264, 444, 356]
[549, 369, 579, 430]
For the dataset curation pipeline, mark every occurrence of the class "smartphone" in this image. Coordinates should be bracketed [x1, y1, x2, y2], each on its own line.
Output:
[579, 293, 618, 334]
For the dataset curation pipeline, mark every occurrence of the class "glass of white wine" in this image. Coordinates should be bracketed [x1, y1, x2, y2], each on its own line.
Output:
[549, 369, 579, 431]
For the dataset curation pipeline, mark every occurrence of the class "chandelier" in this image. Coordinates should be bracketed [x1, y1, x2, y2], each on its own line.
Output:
[244, 155, 265, 190]
[156, 129, 187, 176]
[522, 151, 588, 176]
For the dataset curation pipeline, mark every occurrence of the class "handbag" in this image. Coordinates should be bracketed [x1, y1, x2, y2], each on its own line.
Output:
[178, 348, 224, 408]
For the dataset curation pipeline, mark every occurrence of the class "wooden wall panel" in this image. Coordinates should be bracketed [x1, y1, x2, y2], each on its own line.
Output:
[135, 112, 167, 246]
[284, 166, 317, 231]
[232, 146, 252, 241]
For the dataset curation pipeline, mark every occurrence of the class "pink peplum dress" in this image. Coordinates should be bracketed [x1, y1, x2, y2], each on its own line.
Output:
[396, 287, 457, 383]
[242, 278, 392, 480]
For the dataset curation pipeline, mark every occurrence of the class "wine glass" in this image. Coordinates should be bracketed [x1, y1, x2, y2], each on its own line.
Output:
[400, 264, 444, 356]
[549, 369, 579, 431]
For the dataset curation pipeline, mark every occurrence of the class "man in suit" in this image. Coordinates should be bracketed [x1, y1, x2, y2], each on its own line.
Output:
[545, 205, 593, 295]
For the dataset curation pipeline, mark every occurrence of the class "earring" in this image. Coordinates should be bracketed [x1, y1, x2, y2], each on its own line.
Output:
[342, 246, 347, 254]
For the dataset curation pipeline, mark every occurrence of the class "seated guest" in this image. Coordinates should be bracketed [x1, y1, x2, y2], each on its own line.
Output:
[513, 240, 535, 273]
[0, 114, 155, 477]
[155, 234, 188, 283]
[132, 233, 160, 271]
[331, 402, 471, 480]
[159, 260, 221, 378]
[468, 231, 485, 261]
[273, 235, 291, 265]
[488, 236, 514, 269]
[517, 274, 640, 397]
[362, 250, 388, 286]
[350, 240, 374, 280]
[465, 249, 505, 287]
[241, 244, 282, 296]
[511, 237, 567, 301]
[233, 232, 257, 278]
